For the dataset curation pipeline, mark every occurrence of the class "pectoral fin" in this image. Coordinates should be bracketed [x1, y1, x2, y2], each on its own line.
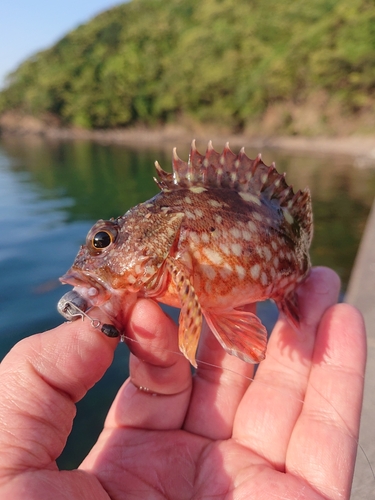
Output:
[204, 308, 268, 363]
[166, 257, 202, 367]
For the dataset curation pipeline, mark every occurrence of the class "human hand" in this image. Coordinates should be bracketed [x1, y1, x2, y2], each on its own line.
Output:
[0, 267, 366, 499]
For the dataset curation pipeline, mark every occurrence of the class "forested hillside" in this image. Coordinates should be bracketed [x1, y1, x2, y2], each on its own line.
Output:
[1, 0, 374, 134]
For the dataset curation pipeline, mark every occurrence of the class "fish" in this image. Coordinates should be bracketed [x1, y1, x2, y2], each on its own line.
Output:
[58, 141, 313, 367]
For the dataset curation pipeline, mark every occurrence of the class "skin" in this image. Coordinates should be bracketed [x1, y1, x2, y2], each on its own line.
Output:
[0, 267, 366, 499]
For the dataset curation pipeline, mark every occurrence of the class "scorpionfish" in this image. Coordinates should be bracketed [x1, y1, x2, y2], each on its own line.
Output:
[59, 141, 313, 367]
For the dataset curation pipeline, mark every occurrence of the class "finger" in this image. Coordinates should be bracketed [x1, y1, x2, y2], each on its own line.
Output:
[286, 303, 366, 499]
[233, 267, 341, 468]
[103, 299, 192, 431]
[183, 307, 255, 440]
[0, 311, 117, 473]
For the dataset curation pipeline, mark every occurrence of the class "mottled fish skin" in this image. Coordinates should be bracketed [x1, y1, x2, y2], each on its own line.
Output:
[60, 141, 313, 367]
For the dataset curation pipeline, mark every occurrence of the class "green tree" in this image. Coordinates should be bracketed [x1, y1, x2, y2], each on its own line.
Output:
[1, 0, 374, 132]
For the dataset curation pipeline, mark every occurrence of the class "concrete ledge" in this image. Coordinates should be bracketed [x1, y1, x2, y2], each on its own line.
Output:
[346, 200, 375, 498]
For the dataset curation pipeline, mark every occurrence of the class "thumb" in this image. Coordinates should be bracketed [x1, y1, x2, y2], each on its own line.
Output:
[0, 313, 117, 475]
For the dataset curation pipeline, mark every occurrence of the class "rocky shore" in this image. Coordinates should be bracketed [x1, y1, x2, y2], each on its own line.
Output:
[1, 111, 375, 166]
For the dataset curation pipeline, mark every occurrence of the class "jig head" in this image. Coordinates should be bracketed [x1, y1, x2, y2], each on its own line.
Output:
[57, 290, 120, 338]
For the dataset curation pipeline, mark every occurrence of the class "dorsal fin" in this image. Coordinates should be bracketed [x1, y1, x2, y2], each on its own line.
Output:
[154, 141, 313, 243]
[155, 140, 290, 196]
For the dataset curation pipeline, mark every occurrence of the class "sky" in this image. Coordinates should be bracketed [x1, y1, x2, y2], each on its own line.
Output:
[0, 1, 127, 89]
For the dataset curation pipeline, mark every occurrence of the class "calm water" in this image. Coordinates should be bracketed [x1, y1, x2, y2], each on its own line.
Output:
[1, 134, 375, 469]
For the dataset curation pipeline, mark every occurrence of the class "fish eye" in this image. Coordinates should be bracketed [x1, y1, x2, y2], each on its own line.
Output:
[86, 220, 119, 254]
[92, 231, 113, 249]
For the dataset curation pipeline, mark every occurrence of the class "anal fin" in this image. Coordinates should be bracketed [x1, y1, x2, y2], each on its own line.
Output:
[276, 290, 300, 330]
[166, 257, 202, 368]
[204, 308, 268, 364]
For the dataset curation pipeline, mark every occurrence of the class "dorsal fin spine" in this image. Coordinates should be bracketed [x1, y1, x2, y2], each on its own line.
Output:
[187, 140, 196, 183]
[251, 154, 262, 175]
[190, 139, 203, 170]
[172, 148, 182, 184]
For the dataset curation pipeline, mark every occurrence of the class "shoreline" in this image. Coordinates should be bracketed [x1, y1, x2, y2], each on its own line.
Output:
[1, 112, 375, 165]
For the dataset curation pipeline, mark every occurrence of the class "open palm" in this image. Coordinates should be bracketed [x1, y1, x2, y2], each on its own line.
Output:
[0, 267, 366, 500]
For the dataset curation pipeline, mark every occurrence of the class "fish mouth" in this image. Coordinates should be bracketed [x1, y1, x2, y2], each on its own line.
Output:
[59, 268, 112, 307]
[58, 268, 137, 335]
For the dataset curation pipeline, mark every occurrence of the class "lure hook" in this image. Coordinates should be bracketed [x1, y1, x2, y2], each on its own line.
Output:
[57, 290, 120, 337]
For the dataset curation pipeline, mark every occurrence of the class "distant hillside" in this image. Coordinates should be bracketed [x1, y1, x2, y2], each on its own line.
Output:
[1, 0, 375, 135]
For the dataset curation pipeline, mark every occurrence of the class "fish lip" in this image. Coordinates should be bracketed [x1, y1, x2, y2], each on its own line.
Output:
[59, 269, 111, 304]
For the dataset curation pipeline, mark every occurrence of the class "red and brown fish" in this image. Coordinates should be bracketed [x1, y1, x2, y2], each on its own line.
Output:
[58, 141, 313, 367]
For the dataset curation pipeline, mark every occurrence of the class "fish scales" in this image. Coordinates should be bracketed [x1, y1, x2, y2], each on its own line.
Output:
[59, 141, 313, 367]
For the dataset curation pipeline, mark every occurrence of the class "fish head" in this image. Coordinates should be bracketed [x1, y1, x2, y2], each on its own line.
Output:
[59, 207, 184, 326]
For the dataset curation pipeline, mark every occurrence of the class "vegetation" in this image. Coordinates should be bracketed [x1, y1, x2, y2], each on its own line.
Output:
[1, 0, 375, 133]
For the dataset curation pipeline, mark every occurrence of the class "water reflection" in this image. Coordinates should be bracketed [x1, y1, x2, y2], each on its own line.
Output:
[0, 134, 374, 468]
[1, 136, 162, 221]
